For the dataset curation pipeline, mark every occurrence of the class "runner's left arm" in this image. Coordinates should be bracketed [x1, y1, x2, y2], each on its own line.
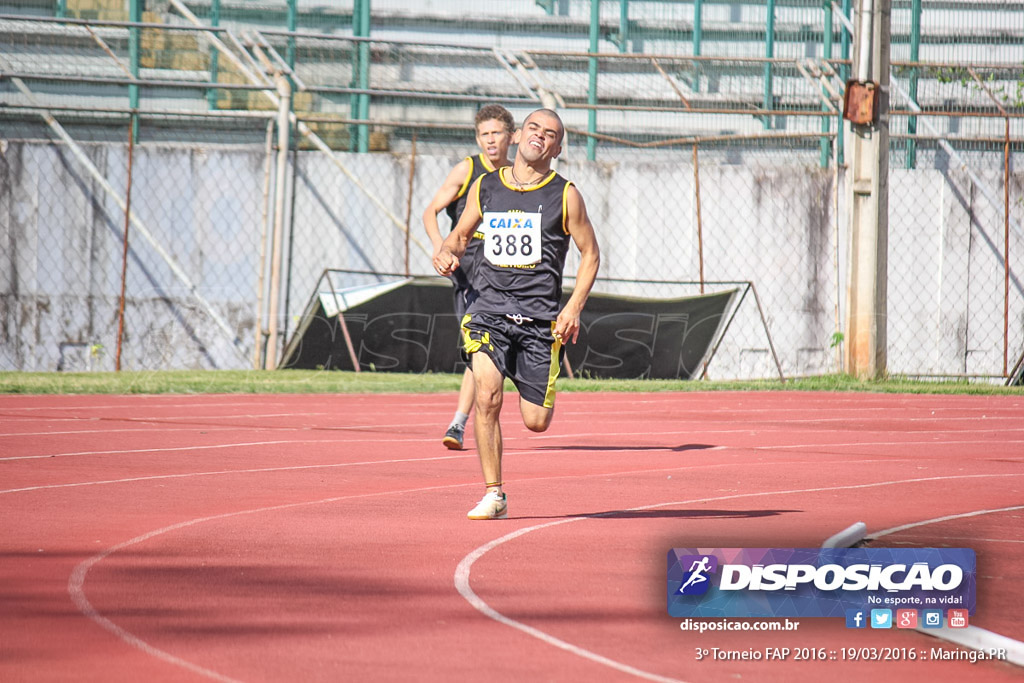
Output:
[555, 185, 600, 344]
[434, 177, 484, 276]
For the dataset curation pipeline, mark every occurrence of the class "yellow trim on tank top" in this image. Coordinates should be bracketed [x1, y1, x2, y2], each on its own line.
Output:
[560, 181, 573, 235]
[478, 153, 498, 173]
[454, 156, 474, 199]
[497, 168, 558, 192]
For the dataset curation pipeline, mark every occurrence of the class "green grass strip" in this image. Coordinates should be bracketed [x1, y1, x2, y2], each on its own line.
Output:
[0, 370, 1019, 396]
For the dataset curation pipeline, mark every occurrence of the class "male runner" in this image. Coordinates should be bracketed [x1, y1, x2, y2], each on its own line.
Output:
[422, 104, 515, 450]
[433, 108, 601, 519]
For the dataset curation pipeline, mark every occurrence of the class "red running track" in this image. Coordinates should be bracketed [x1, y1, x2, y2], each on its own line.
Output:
[1, 391, 1022, 682]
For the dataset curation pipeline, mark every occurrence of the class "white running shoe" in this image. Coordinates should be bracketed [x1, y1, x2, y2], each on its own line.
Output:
[467, 490, 507, 520]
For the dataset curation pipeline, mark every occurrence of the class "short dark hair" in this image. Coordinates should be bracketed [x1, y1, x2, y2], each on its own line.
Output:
[525, 108, 564, 143]
[475, 104, 515, 133]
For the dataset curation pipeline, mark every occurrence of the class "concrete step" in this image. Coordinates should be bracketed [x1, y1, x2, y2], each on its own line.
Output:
[298, 121, 391, 151]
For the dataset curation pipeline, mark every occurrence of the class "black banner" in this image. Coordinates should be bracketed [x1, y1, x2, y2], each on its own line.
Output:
[281, 279, 736, 380]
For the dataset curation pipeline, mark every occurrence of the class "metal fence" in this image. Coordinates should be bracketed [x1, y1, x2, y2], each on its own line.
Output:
[1, 1, 1021, 381]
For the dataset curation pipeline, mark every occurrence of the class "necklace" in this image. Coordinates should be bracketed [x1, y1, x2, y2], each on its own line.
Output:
[510, 166, 543, 189]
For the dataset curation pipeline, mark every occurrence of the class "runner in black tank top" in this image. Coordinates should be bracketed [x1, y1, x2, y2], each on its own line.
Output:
[433, 108, 601, 521]
[469, 168, 573, 321]
[443, 153, 494, 297]
[422, 105, 514, 451]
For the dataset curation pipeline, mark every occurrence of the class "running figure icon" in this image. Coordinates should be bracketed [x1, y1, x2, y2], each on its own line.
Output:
[678, 556, 712, 593]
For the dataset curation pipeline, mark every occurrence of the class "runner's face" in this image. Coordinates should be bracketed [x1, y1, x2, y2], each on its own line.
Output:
[475, 119, 512, 166]
[514, 111, 563, 164]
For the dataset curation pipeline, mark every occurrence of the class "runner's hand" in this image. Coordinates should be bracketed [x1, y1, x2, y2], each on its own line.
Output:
[554, 306, 582, 344]
[434, 249, 460, 276]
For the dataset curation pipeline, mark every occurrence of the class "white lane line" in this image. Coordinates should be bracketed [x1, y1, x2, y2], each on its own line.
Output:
[557, 413, 1024, 426]
[871, 507, 1024, 668]
[455, 525, 688, 683]
[0, 453, 474, 495]
[0, 446, 1006, 497]
[0, 449, 923, 497]
[1, 439, 352, 462]
[887, 536, 1024, 545]
[59, 466, 1024, 682]
[756, 439, 1024, 450]
[69, 543, 243, 683]
[0, 430, 452, 462]
[0, 426, 244, 438]
[67, 482, 485, 682]
[0, 401, 295, 412]
[871, 506, 1024, 539]
[454, 472, 1024, 682]
[0, 412, 409, 427]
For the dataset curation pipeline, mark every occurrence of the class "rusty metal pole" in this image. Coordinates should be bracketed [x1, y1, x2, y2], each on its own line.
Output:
[1004, 115, 1010, 377]
[115, 115, 136, 371]
[693, 142, 705, 295]
[404, 132, 417, 277]
[265, 72, 292, 370]
[843, 0, 891, 379]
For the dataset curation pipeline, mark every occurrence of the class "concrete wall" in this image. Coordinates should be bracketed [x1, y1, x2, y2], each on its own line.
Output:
[1, 139, 1020, 378]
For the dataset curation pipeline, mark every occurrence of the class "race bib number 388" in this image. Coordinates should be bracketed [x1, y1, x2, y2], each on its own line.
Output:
[482, 211, 542, 267]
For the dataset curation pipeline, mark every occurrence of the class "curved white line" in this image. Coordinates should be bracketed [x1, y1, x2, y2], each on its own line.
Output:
[454, 472, 1024, 681]
[65, 467, 1024, 680]
[870, 505, 1024, 667]
[871, 505, 1024, 539]
[69, 540, 243, 683]
[454, 522, 689, 683]
[70, 459, 880, 681]
[68, 483, 474, 681]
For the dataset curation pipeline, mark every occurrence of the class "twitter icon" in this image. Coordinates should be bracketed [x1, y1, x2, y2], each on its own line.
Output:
[870, 609, 893, 629]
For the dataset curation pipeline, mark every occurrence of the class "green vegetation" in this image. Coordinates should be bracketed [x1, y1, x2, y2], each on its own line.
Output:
[0, 370, 1019, 396]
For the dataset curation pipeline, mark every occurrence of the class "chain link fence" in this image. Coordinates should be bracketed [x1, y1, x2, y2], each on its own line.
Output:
[1, 1, 1021, 380]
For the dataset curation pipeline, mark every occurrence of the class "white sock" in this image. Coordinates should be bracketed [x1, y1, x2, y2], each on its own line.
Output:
[450, 411, 469, 428]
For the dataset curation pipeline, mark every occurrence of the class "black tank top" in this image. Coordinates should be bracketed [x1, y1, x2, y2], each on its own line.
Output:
[444, 154, 496, 290]
[467, 168, 572, 320]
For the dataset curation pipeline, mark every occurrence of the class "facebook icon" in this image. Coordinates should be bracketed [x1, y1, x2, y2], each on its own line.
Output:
[845, 609, 867, 629]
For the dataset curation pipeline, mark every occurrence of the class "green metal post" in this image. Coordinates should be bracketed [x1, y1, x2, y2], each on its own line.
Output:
[821, 0, 833, 167]
[357, 0, 370, 153]
[56, 0, 66, 17]
[587, 0, 599, 161]
[287, 0, 297, 69]
[763, 0, 775, 129]
[349, 0, 360, 150]
[129, 0, 141, 142]
[206, 0, 220, 110]
[618, 0, 628, 53]
[906, 0, 921, 169]
[350, 0, 370, 152]
[692, 0, 703, 92]
[692, 0, 703, 55]
[837, 0, 852, 166]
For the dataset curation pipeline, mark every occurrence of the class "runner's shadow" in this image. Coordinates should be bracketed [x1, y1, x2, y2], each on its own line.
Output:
[517, 508, 801, 521]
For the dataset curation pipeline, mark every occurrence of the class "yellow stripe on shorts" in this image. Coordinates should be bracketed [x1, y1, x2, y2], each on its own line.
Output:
[460, 314, 490, 353]
[543, 321, 563, 408]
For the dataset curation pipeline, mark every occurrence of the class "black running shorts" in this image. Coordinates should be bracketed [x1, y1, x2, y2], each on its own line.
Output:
[460, 311, 564, 408]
